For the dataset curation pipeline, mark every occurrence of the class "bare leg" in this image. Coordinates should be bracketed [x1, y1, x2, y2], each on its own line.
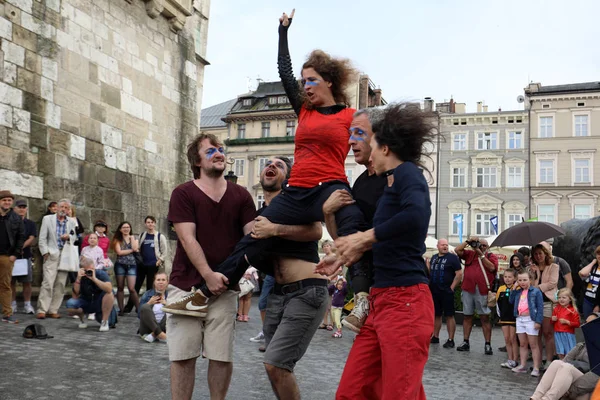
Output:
[529, 334, 542, 369]
[518, 333, 529, 367]
[446, 316, 456, 340]
[542, 317, 555, 362]
[23, 282, 32, 302]
[480, 315, 492, 342]
[102, 293, 114, 321]
[171, 358, 197, 400]
[67, 307, 84, 317]
[265, 363, 301, 400]
[116, 275, 125, 311]
[462, 315, 473, 340]
[502, 326, 513, 359]
[260, 310, 266, 323]
[433, 316, 442, 338]
[126, 275, 139, 310]
[207, 360, 232, 400]
[509, 326, 518, 362]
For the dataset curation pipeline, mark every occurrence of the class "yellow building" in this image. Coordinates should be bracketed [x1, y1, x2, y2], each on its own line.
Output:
[201, 76, 386, 207]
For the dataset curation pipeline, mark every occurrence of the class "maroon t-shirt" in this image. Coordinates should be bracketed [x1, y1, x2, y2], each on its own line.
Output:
[168, 180, 256, 292]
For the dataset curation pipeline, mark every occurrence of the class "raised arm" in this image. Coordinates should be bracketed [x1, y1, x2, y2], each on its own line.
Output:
[278, 10, 302, 116]
[251, 217, 321, 242]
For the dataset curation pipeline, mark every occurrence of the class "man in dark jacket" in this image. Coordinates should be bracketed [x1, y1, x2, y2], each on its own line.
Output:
[0, 190, 25, 324]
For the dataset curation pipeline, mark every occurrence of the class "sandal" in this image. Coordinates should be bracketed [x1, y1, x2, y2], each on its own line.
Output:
[318, 324, 327, 329]
[326, 324, 334, 331]
[333, 330, 342, 338]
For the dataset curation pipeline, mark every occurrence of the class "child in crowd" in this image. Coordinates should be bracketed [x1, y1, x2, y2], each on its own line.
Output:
[509, 270, 544, 377]
[552, 288, 580, 359]
[497, 268, 518, 369]
[329, 278, 348, 338]
[81, 233, 107, 270]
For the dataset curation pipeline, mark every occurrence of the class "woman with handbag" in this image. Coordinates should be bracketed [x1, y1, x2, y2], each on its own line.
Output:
[237, 267, 258, 322]
[111, 221, 139, 316]
[530, 243, 560, 368]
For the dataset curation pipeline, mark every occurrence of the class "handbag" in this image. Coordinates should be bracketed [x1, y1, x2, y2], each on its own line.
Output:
[238, 278, 255, 298]
[58, 242, 79, 272]
[133, 251, 144, 268]
[478, 255, 497, 308]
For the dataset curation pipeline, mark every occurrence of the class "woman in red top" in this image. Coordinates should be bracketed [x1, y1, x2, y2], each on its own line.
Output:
[165, 10, 368, 311]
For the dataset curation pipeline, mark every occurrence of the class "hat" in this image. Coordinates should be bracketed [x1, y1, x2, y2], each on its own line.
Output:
[94, 220, 108, 227]
[0, 190, 14, 200]
[15, 199, 27, 207]
[22, 324, 54, 339]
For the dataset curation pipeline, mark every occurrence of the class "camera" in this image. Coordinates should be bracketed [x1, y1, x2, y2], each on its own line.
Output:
[467, 240, 480, 249]
[85, 270, 93, 277]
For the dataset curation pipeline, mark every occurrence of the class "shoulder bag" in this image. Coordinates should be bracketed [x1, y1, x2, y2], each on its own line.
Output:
[478, 255, 497, 308]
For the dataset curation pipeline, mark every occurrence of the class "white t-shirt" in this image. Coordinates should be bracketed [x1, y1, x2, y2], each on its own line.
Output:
[153, 303, 165, 322]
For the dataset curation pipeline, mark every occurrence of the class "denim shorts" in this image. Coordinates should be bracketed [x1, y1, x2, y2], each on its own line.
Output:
[258, 275, 275, 312]
[263, 281, 329, 372]
[115, 263, 137, 277]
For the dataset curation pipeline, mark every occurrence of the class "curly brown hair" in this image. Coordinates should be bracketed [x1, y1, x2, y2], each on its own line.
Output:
[187, 133, 223, 179]
[301, 50, 357, 109]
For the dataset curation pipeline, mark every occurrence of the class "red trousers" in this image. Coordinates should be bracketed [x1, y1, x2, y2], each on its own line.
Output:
[336, 284, 434, 400]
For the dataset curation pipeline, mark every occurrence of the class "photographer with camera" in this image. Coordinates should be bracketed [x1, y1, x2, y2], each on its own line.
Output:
[66, 256, 116, 332]
[138, 270, 168, 343]
[455, 236, 498, 355]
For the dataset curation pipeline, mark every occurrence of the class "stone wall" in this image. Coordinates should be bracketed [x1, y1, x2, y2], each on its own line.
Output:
[0, 0, 209, 279]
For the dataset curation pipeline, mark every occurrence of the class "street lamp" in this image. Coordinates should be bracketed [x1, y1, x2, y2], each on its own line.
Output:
[224, 158, 238, 184]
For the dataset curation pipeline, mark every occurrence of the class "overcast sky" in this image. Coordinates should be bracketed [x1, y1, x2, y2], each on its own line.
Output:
[201, 0, 600, 113]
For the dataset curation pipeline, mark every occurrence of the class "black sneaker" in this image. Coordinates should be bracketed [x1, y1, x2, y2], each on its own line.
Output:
[443, 339, 455, 348]
[485, 344, 493, 355]
[498, 346, 507, 352]
[430, 336, 440, 344]
[456, 342, 470, 352]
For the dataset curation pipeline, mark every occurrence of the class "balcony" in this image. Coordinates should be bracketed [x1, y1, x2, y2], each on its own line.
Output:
[225, 136, 296, 146]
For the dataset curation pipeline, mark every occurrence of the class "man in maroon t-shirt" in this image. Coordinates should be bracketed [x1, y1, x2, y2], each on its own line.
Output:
[164, 133, 255, 400]
[455, 236, 498, 355]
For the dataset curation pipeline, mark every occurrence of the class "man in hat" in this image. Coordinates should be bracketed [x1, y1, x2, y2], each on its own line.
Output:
[11, 199, 37, 314]
[0, 190, 25, 324]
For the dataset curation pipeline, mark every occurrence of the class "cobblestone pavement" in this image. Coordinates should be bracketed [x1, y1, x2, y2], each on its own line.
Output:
[0, 301, 539, 400]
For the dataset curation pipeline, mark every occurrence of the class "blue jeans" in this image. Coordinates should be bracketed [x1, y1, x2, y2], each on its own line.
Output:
[582, 297, 596, 319]
[115, 263, 137, 277]
[259, 275, 275, 312]
[66, 295, 118, 326]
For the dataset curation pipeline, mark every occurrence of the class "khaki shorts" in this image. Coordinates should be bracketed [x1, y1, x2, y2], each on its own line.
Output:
[543, 301, 554, 318]
[166, 285, 237, 362]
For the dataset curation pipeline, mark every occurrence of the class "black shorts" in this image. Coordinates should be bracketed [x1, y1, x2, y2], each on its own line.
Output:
[430, 287, 455, 317]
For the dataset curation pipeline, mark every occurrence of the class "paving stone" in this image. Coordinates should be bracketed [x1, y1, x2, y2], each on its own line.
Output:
[0, 301, 539, 400]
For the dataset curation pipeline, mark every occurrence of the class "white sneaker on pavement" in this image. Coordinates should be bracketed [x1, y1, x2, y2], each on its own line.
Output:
[88, 313, 96, 321]
[144, 334, 156, 343]
[78, 316, 87, 329]
[24, 304, 35, 314]
[99, 320, 109, 332]
[249, 331, 265, 342]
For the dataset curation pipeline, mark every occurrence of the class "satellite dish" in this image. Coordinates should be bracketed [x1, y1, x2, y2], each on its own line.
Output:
[516, 95, 525, 103]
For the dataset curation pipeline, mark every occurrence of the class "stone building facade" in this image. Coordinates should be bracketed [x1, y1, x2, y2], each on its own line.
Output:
[525, 82, 600, 224]
[437, 105, 530, 244]
[0, 0, 211, 277]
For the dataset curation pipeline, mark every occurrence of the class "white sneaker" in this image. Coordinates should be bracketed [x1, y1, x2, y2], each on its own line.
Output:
[78, 316, 88, 329]
[144, 334, 156, 343]
[72, 315, 80, 319]
[99, 320, 109, 332]
[88, 313, 96, 321]
[249, 331, 265, 342]
[11, 302, 17, 314]
[24, 304, 35, 314]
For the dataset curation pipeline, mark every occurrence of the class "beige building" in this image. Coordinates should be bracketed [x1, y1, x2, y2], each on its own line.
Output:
[525, 82, 600, 224]
[201, 75, 386, 208]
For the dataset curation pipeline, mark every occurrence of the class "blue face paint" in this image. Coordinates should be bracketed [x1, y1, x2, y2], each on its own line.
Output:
[301, 78, 320, 87]
[206, 147, 225, 159]
[349, 127, 367, 142]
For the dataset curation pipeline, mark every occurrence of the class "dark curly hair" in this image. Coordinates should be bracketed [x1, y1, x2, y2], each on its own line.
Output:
[301, 50, 357, 109]
[371, 103, 438, 175]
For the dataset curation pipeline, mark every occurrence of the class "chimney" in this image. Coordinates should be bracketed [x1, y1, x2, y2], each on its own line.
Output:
[373, 89, 382, 106]
[424, 97, 434, 112]
[477, 101, 482, 113]
[450, 97, 455, 113]
[483, 105, 488, 112]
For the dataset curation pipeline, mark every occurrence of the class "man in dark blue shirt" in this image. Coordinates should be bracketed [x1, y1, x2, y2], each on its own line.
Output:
[66, 256, 117, 331]
[427, 239, 462, 348]
[10, 199, 37, 315]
